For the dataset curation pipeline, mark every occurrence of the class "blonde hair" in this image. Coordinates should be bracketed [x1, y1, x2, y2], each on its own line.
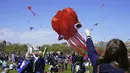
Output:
[25, 53, 31, 59]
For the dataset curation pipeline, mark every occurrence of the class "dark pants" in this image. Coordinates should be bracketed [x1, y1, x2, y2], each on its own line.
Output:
[0, 63, 2, 66]
[65, 63, 68, 70]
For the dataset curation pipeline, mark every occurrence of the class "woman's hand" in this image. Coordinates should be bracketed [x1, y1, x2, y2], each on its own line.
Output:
[85, 28, 91, 37]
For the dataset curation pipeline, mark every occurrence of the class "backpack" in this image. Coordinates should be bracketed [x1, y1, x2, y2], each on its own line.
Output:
[18, 60, 33, 73]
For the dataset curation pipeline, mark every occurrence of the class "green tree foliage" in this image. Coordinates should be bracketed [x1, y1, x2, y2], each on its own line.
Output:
[0, 41, 6, 51]
[127, 48, 130, 53]
[3, 44, 27, 53]
[1, 42, 81, 54]
[41, 43, 73, 53]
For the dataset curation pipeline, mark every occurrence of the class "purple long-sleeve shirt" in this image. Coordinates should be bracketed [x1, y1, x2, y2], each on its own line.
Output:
[86, 38, 125, 73]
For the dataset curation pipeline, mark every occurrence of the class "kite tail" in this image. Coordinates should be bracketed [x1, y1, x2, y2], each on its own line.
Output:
[30, 10, 37, 16]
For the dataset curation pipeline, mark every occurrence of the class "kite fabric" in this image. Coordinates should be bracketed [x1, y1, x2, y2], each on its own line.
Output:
[51, 7, 88, 56]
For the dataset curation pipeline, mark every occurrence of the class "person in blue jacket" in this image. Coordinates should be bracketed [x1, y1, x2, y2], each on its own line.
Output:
[34, 51, 45, 73]
[18, 53, 33, 73]
[85, 28, 129, 73]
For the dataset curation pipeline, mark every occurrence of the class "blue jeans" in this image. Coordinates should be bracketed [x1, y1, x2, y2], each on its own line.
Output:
[71, 64, 75, 73]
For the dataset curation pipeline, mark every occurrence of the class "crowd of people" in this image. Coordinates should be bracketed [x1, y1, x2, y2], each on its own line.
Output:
[0, 50, 91, 73]
[0, 29, 130, 73]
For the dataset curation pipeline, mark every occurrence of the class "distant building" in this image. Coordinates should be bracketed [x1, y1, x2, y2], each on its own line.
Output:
[6, 42, 11, 45]
[0, 40, 6, 44]
[0, 40, 12, 46]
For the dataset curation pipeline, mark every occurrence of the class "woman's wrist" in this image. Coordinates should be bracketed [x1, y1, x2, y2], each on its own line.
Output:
[87, 36, 91, 38]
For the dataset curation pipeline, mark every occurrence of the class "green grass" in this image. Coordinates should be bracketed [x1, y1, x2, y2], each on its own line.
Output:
[0, 63, 93, 73]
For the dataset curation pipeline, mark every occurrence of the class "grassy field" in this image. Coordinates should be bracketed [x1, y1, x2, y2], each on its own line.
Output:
[0, 63, 93, 73]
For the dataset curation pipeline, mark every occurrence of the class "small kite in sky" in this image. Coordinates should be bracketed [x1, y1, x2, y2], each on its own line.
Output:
[91, 29, 93, 31]
[0, 33, 3, 35]
[101, 4, 104, 8]
[94, 23, 98, 26]
[40, 26, 42, 28]
[28, 6, 37, 16]
[28, 21, 30, 23]
[29, 27, 34, 31]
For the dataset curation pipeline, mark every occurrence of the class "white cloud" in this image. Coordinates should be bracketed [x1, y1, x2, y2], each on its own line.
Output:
[20, 29, 56, 39]
[0, 28, 65, 46]
[0, 28, 15, 38]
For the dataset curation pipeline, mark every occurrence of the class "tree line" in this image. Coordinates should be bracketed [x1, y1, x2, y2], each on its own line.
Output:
[0, 41, 130, 54]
